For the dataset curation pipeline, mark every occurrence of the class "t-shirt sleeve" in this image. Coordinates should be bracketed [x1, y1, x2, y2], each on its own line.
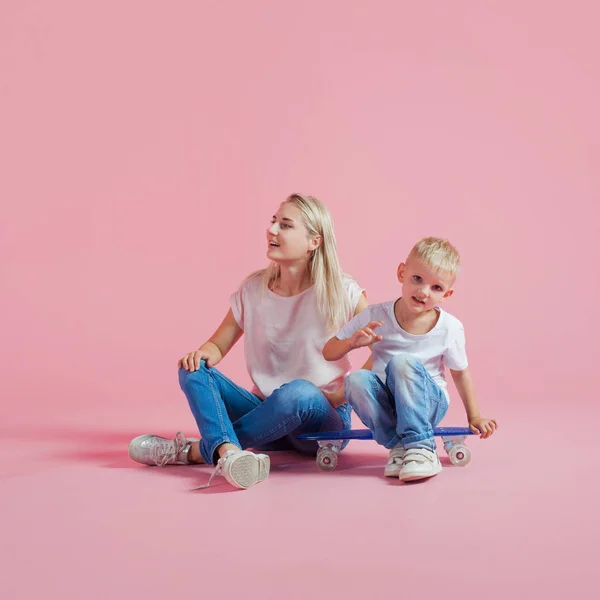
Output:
[343, 276, 366, 317]
[443, 321, 468, 371]
[336, 307, 372, 340]
[229, 284, 245, 329]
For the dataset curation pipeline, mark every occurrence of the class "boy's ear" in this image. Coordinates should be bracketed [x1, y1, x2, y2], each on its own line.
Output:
[397, 263, 406, 283]
[441, 288, 454, 302]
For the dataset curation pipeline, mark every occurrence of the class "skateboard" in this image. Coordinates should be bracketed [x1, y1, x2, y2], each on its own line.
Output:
[297, 427, 475, 471]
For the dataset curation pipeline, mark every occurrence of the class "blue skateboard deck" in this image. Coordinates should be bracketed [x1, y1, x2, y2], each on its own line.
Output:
[297, 427, 473, 441]
[298, 427, 475, 471]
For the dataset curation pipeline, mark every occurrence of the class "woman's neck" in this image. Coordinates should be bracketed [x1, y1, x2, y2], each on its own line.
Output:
[271, 262, 312, 296]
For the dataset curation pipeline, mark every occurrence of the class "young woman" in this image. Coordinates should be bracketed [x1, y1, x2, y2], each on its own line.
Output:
[129, 194, 368, 489]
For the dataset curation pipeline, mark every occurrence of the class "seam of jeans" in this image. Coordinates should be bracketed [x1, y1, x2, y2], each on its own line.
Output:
[209, 365, 261, 408]
[207, 367, 230, 441]
[251, 415, 298, 443]
[251, 404, 338, 444]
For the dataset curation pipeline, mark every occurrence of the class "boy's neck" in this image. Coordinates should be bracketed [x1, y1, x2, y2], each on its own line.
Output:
[394, 297, 439, 334]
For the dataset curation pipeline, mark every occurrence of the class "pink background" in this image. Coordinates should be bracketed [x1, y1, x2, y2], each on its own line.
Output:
[1, 1, 598, 598]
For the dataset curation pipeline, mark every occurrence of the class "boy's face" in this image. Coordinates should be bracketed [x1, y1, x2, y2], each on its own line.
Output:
[397, 257, 455, 313]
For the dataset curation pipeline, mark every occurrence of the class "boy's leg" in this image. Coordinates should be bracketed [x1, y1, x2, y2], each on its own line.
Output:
[344, 369, 398, 447]
[232, 379, 350, 454]
[385, 354, 448, 481]
[385, 354, 448, 450]
[345, 369, 408, 476]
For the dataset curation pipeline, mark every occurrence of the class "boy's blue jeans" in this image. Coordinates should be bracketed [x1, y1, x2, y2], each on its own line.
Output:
[179, 361, 352, 465]
[344, 354, 449, 452]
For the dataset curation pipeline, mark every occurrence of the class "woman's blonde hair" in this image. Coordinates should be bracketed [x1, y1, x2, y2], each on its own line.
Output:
[246, 194, 351, 331]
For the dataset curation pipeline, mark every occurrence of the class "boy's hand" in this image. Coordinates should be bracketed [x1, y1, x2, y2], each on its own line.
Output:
[349, 321, 383, 349]
[469, 417, 498, 439]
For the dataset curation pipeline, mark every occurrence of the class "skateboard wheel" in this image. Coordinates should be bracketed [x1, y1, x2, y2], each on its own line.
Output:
[448, 444, 471, 467]
[316, 448, 338, 472]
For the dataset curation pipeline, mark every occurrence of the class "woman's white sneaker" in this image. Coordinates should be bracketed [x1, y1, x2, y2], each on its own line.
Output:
[128, 432, 198, 466]
[222, 450, 270, 489]
[398, 448, 442, 482]
[194, 450, 270, 490]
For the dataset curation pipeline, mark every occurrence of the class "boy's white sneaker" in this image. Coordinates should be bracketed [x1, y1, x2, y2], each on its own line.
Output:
[398, 448, 442, 482]
[384, 446, 406, 477]
[128, 432, 198, 466]
[194, 450, 270, 490]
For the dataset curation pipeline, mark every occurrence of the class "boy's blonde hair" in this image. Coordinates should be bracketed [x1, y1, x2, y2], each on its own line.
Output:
[408, 237, 460, 277]
[247, 194, 352, 331]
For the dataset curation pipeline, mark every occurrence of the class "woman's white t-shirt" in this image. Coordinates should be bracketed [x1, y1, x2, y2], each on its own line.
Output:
[230, 275, 364, 399]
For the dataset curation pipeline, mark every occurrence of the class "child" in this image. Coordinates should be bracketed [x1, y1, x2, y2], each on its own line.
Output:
[322, 237, 497, 482]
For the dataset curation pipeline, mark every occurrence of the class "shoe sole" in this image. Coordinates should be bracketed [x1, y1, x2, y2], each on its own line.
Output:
[399, 464, 442, 482]
[229, 454, 270, 489]
[384, 466, 401, 477]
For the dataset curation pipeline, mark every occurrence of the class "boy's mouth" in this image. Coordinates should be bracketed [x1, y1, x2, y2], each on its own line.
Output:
[412, 296, 426, 305]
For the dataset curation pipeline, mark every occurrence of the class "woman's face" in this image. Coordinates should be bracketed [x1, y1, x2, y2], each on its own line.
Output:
[266, 202, 321, 263]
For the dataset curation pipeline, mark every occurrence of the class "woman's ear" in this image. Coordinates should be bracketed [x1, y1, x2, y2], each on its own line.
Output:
[309, 235, 323, 253]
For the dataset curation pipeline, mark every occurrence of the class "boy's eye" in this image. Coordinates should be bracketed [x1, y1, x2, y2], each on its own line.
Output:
[412, 275, 422, 282]
[433, 285, 443, 292]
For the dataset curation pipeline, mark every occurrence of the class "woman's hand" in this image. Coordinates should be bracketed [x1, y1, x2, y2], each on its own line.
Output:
[178, 343, 222, 371]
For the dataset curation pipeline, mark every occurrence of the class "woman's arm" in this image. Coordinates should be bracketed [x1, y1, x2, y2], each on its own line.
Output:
[178, 309, 243, 371]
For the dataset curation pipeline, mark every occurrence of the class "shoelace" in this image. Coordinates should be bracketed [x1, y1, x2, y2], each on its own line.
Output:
[191, 453, 229, 490]
[150, 431, 189, 467]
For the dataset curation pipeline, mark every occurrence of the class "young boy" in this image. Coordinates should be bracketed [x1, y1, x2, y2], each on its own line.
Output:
[323, 237, 497, 482]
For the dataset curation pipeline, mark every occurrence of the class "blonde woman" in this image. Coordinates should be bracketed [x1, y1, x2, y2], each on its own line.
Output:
[129, 195, 368, 489]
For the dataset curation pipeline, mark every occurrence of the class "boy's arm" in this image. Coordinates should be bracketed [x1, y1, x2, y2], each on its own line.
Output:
[450, 368, 497, 439]
[322, 293, 375, 407]
[323, 336, 355, 361]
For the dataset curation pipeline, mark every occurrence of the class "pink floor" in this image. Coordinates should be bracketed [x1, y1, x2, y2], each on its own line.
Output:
[2, 396, 597, 600]
[2, 2, 599, 598]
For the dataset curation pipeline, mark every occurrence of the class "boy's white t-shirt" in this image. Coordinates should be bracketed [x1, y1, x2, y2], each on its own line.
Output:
[230, 275, 364, 399]
[336, 300, 468, 400]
